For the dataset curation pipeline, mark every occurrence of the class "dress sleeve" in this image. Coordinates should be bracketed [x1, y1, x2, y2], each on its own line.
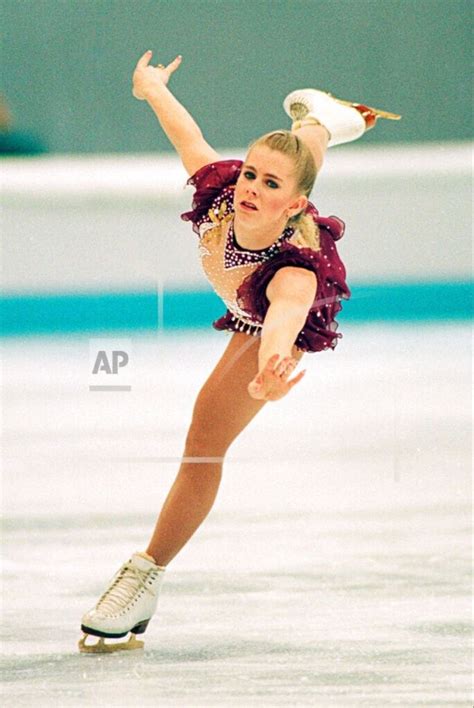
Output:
[180, 159, 243, 236]
[236, 234, 351, 353]
[305, 201, 346, 241]
[236, 242, 321, 320]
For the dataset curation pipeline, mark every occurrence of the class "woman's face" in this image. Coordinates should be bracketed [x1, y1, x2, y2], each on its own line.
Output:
[234, 145, 307, 228]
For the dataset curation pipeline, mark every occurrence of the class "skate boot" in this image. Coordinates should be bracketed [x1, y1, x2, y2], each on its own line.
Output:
[78, 551, 166, 653]
[283, 88, 401, 147]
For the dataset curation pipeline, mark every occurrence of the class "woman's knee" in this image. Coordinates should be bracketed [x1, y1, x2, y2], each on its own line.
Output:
[184, 420, 230, 459]
[185, 394, 260, 458]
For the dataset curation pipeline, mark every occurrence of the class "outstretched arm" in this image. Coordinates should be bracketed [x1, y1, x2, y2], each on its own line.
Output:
[132, 50, 220, 176]
[247, 267, 317, 401]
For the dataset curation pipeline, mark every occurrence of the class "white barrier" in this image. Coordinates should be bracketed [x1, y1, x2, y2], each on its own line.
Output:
[1, 143, 471, 292]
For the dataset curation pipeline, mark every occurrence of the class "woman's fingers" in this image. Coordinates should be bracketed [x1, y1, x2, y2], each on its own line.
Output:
[275, 356, 297, 378]
[136, 51, 182, 73]
[264, 370, 306, 401]
[137, 50, 153, 68]
[249, 367, 306, 401]
[264, 354, 280, 372]
[166, 55, 182, 73]
[248, 354, 305, 401]
[287, 370, 306, 388]
[284, 359, 297, 378]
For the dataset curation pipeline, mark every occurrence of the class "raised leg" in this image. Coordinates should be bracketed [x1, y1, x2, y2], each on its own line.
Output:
[292, 122, 330, 173]
[284, 88, 401, 150]
[146, 332, 303, 566]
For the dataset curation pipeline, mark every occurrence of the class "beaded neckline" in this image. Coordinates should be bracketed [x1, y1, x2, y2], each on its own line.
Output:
[231, 220, 282, 253]
[223, 218, 294, 270]
[228, 219, 295, 253]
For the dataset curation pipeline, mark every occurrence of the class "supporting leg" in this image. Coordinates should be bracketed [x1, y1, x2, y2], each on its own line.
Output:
[146, 332, 300, 566]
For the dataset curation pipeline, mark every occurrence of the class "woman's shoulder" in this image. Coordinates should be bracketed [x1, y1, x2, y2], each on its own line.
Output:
[181, 159, 242, 234]
[185, 159, 243, 190]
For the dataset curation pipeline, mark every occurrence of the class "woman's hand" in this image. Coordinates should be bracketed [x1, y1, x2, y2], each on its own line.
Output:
[132, 50, 182, 100]
[248, 354, 306, 401]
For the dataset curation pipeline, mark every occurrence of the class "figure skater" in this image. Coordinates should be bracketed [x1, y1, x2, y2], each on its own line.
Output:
[79, 50, 400, 652]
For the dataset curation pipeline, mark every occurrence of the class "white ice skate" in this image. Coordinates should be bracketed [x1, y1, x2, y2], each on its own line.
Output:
[283, 88, 401, 147]
[78, 551, 166, 653]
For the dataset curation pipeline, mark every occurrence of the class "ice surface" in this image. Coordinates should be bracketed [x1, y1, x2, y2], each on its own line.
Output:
[1, 324, 472, 706]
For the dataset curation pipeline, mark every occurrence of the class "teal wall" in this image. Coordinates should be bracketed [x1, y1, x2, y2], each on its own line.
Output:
[1, 281, 472, 338]
[1, 0, 471, 154]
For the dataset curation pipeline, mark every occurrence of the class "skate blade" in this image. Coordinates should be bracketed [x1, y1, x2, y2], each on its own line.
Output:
[332, 95, 401, 120]
[78, 633, 144, 653]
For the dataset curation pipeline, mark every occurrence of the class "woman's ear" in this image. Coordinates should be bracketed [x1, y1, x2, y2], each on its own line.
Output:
[288, 195, 308, 218]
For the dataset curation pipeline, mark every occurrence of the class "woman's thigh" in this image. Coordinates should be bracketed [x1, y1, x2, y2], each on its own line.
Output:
[185, 332, 304, 455]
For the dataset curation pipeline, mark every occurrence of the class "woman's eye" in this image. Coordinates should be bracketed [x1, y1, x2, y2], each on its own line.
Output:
[243, 172, 278, 189]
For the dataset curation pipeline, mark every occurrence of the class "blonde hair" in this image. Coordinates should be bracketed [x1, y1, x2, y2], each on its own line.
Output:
[247, 130, 320, 251]
[201, 130, 320, 251]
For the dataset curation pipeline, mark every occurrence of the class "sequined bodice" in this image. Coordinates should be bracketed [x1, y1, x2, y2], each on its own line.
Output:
[181, 158, 350, 348]
[198, 213, 295, 325]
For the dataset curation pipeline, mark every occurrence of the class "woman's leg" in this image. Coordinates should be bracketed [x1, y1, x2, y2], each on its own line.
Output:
[292, 123, 329, 173]
[146, 332, 303, 566]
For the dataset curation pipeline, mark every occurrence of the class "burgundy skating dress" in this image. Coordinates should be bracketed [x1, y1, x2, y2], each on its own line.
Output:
[181, 159, 351, 353]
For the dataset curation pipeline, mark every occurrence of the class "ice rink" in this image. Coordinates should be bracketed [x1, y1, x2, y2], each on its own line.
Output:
[1, 323, 472, 706]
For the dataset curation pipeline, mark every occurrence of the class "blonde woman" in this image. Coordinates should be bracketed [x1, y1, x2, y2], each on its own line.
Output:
[79, 50, 400, 652]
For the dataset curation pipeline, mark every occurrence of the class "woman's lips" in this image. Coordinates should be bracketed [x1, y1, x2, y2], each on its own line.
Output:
[240, 201, 258, 211]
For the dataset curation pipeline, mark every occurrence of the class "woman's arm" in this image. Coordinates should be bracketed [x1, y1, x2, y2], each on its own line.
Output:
[257, 300, 307, 370]
[247, 267, 317, 401]
[132, 51, 220, 175]
[258, 267, 316, 370]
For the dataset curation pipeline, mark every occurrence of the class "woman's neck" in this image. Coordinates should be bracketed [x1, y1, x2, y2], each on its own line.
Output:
[232, 213, 288, 251]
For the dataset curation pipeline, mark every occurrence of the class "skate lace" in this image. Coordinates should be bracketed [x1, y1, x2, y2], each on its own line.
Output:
[95, 561, 157, 615]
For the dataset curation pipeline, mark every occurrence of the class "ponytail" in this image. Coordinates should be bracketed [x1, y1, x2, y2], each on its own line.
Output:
[287, 212, 321, 251]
